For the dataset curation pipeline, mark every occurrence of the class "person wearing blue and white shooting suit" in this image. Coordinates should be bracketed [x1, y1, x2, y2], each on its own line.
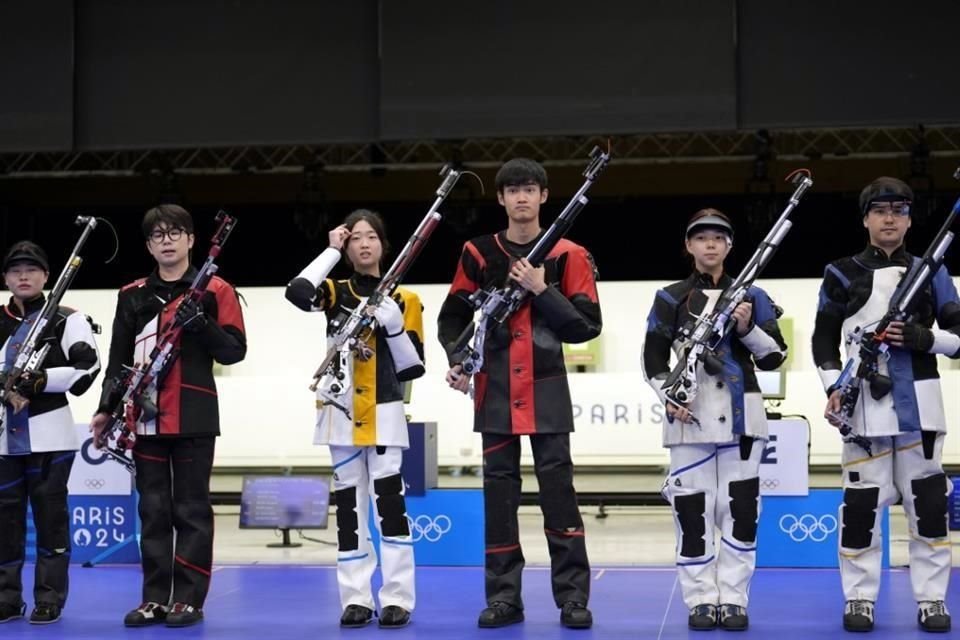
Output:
[642, 209, 787, 631]
[813, 177, 959, 634]
[0, 241, 100, 626]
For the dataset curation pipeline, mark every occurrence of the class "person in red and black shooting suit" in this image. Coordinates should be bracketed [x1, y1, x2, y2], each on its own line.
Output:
[438, 158, 602, 630]
[89, 205, 246, 628]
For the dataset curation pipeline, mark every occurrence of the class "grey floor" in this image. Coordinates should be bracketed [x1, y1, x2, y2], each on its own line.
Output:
[210, 470, 959, 567]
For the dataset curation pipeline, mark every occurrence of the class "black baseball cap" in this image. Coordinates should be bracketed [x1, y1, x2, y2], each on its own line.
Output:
[859, 177, 913, 215]
[3, 241, 49, 273]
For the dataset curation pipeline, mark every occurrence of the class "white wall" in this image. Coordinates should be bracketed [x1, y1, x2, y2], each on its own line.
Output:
[61, 277, 960, 468]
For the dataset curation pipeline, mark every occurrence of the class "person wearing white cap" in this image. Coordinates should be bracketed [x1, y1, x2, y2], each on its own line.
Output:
[643, 209, 788, 631]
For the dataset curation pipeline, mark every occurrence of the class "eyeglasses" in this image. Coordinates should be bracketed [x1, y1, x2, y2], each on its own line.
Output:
[149, 227, 185, 243]
[868, 202, 910, 218]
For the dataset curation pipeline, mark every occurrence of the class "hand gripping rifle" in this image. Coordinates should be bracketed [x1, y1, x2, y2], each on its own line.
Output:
[308, 165, 475, 414]
[828, 168, 960, 455]
[96, 212, 237, 472]
[0, 216, 101, 435]
[449, 145, 611, 375]
[661, 169, 813, 425]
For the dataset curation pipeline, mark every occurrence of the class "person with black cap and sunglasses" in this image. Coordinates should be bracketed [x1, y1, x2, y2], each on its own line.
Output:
[642, 209, 787, 631]
[0, 241, 101, 625]
[812, 177, 958, 633]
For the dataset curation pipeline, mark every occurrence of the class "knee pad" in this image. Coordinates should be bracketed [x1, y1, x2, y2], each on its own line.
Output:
[911, 473, 948, 539]
[841, 486, 879, 549]
[538, 467, 584, 532]
[674, 492, 707, 558]
[483, 476, 519, 545]
[728, 477, 759, 543]
[373, 474, 410, 538]
[335, 486, 359, 551]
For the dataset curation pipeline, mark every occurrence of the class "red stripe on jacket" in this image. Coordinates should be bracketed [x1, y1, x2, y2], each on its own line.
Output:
[157, 302, 182, 435]
[508, 304, 535, 435]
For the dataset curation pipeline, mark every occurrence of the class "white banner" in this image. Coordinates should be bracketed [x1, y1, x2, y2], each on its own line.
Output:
[568, 372, 670, 463]
[56, 280, 960, 467]
[67, 424, 133, 496]
[759, 419, 810, 496]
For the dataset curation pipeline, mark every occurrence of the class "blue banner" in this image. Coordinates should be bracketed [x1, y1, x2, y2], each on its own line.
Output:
[757, 489, 890, 568]
[401, 422, 437, 497]
[26, 494, 139, 564]
[368, 488, 483, 566]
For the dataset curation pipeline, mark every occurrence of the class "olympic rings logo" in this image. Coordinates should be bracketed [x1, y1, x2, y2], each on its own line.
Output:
[84, 478, 106, 490]
[778, 513, 837, 542]
[760, 478, 780, 490]
[406, 514, 452, 542]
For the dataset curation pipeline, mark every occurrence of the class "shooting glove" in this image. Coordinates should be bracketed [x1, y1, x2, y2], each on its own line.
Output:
[900, 322, 935, 352]
[13, 370, 48, 399]
[174, 297, 208, 333]
[373, 296, 405, 337]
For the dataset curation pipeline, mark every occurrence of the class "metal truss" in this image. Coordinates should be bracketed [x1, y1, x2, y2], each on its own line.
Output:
[2, 125, 959, 178]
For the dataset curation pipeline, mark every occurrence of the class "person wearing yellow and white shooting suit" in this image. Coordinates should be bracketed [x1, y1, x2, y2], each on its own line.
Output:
[285, 209, 425, 630]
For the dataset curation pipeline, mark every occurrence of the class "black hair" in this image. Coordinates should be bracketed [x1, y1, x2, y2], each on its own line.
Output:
[494, 158, 548, 193]
[142, 204, 194, 238]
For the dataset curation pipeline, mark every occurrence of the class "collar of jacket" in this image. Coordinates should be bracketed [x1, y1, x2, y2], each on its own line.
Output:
[350, 272, 381, 297]
[4, 293, 46, 319]
[688, 270, 732, 290]
[497, 229, 546, 257]
[7, 292, 47, 320]
[147, 265, 200, 291]
[857, 243, 909, 268]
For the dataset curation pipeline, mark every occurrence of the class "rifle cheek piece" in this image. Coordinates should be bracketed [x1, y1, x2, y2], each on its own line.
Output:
[136, 395, 159, 423]
[702, 353, 724, 377]
[868, 374, 892, 400]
